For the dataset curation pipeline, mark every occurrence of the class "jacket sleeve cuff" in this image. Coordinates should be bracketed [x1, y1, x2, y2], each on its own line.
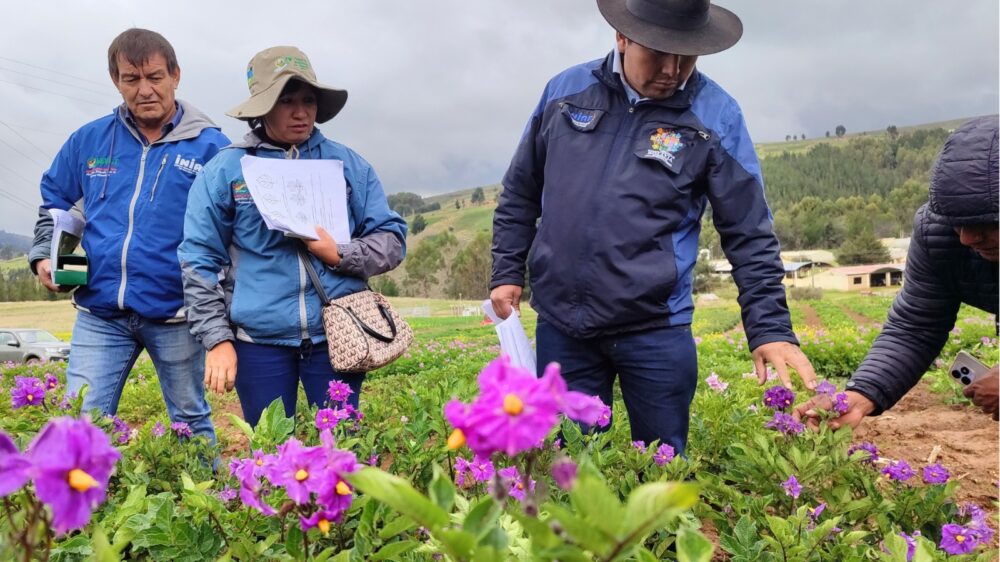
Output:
[844, 378, 889, 416]
[746, 332, 800, 351]
[489, 277, 525, 290]
[201, 327, 235, 351]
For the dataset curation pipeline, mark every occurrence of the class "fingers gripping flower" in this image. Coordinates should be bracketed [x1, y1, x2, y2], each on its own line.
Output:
[27, 417, 120, 535]
[0, 431, 31, 497]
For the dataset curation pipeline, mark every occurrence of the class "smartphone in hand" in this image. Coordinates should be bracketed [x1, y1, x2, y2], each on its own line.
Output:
[949, 351, 989, 386]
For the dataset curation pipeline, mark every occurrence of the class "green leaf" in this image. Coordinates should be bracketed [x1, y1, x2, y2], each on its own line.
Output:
[226, 413, 255, 441]
[435, 528, 477, 561]
[676, 527, 713, 562]
[545, 503, 610, 556]
[429, 464, 456, 513]
[346, 467, 450, 530]
[511, 511, 560, 551]
[620, 482, 699, 542]
[378, 515, 418, 540]
[89, 524, 121, 562]
[569, 472, 625, 537]
[462, 497, 502, 539]
[370, 540, 421, 560]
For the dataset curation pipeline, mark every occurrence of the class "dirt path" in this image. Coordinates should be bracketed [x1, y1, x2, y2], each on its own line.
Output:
[838, 305, 877, 326]
[799, 303, 823, 329]
[854, 381, 999, 510]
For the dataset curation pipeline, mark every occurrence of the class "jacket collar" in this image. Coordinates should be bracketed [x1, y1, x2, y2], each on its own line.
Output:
[593, 50, 700, 109]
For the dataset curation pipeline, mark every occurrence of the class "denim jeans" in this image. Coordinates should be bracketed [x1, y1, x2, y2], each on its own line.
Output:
[536, 317, 698, 455]
[67, 309, 216, 445]
[233, 339, 365, 427]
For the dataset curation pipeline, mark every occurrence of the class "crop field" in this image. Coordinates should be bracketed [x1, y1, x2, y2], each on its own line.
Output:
[0, 293, 996, 561]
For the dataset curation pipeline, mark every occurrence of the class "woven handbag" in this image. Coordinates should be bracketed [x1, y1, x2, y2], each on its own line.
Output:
[300, 249, 413, 372]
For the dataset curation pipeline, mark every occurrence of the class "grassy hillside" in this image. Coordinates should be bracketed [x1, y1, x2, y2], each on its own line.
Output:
[754, 116, 980, 159]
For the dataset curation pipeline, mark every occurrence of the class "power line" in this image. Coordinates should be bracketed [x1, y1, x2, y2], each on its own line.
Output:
[0, 77, 110, 108]
[0, 65, 117, 100]
[0, 185, 37, 211]
[0, 130, 49, 167]
[0, 160, 41, 191]
[0, 120, 53, 161]
[0, 55, 110, 88]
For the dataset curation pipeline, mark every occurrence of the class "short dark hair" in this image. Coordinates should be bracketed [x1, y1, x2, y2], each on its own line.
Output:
[107, 28, 178, 80]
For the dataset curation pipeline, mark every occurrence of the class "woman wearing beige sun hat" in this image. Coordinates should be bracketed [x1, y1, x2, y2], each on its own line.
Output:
[178, 46, 408, 427]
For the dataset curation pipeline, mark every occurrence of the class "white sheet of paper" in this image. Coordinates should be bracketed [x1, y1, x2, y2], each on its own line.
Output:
[482, 300, 537, 375]
[239, 156, 351, 243]
[48, 208, 85, 284]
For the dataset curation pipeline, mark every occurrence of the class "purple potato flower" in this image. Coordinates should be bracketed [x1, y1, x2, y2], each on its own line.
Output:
[815, 380, 837, 396]
[653, 444, 675, 466]
[765, 412, 804, 435]
[327, 381, 354, 404]
[939, 524, 978, 555]
[782, 475, 801, 499]
[898, 530, 920, 562]
[832, 392, 850, 414]
[28, 417, 121, 535]
[454, 456, 471, 487]
[551, 458, 578, 490]
[44, 373, 59, 390]
[595, 404, 612, 428]
[762, 386, 796, 411]
[881, 460, 915, 482]
[267, 438, 330, 504]
[217, 486, 237, 502]
[0, 431, 31, 497]
[151, 422, 166, 438]
[301, 509, 341, 534]
[632, 440, 647, 454]
[469, 455, 494, 483]
[496, 466, 534, 501]
[922, 463, 950, 485]
[705, 373, 728, 392]
[848, 442, 879, 466]
[11, 377, 46, 409]
[170, 422, 192, 439]
[315, 408, 346, 430]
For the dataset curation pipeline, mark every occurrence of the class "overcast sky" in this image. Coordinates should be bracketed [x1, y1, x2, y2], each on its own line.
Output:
[0, 0, 996, 236]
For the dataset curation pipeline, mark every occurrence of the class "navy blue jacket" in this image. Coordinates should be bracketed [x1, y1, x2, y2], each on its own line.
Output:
[492, 52, 796, 348]
[847, 116, 999, 414]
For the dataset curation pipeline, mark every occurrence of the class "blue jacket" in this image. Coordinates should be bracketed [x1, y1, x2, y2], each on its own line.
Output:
[179, 129, 408, 349]
[492, 52, 796, 348]
[29, 101, 229, 321]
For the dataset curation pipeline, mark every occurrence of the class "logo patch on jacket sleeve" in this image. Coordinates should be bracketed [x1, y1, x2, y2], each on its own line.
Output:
[640, 128, 685, 170]
[232, 180, 253, 203]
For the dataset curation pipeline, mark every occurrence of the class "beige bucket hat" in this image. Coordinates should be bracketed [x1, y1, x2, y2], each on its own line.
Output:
[226, 46, 347, 124]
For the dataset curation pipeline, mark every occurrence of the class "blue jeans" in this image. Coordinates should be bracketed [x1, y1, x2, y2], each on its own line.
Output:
[536, 317, 698, 455]
[233, 340, 365, 427]
[67, 309, 215, 444]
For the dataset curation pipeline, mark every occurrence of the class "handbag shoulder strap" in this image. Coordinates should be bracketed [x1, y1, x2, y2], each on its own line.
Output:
[298, 247, 331, 306]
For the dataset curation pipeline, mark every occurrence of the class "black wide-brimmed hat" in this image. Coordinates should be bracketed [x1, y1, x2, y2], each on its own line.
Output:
[597, 0, 743, 56]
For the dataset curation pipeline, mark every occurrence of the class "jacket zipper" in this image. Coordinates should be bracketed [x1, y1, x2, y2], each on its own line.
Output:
[149, 154, 169, 202]
[297, 254, 309, 340]
[118, 146, 150, 310]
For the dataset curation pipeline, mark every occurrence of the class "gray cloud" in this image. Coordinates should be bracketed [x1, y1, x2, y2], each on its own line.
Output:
[0, 0, 996, 235]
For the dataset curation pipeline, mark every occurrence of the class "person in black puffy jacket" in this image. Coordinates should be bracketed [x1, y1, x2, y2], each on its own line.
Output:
[796, 115, 999, 427]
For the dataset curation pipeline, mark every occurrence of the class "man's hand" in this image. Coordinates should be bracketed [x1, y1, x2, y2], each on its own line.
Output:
[792, 390, 876, 431]
[752, 341, 818, 390]
[205, 341, 237, 395]
[304, 225, 341, 267]
[490, 285, 522, 320]
[963, 366, 999, 420]
[34, 259, 71, 293]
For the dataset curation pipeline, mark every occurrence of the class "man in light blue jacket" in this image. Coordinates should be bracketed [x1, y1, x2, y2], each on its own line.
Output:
[28, 29, 228, 442]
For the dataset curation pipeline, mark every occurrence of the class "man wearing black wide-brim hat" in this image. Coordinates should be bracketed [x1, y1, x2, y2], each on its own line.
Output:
[490, 0, 818, 454]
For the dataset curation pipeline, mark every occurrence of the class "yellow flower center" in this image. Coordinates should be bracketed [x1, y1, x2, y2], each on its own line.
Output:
[336, 481, 351, 495]
[67, 468, 98, 493]
[956, 535, 966, 543]
[322, 417, 330, 423]
[27, 394, 33, 401]
[295, 469, 309, 482]
[503, 393, 524, 415]
[255, 459, 263, 466]
[447, 429, 466, 450]
[317, 518, 331, 535]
